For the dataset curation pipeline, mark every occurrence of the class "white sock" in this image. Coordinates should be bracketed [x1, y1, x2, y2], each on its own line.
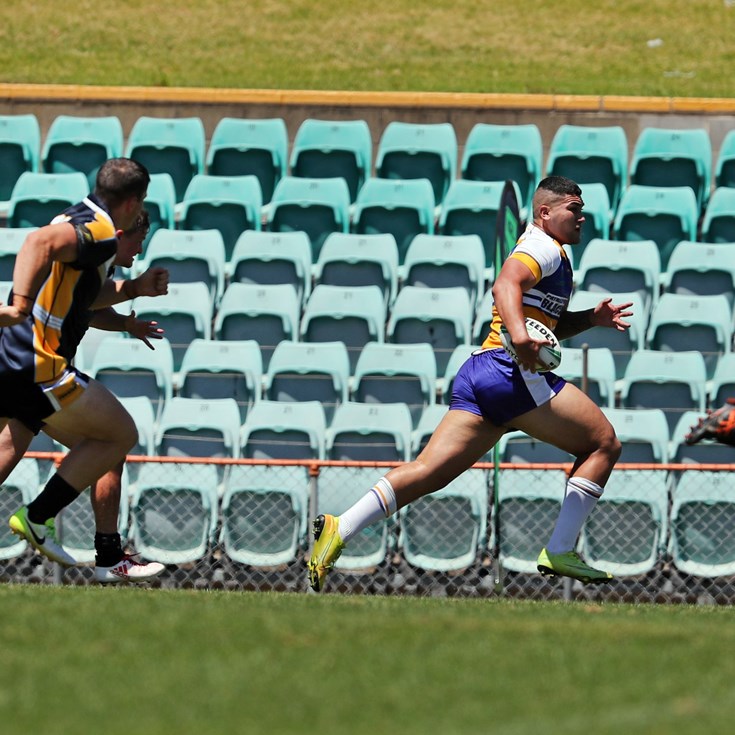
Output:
[337, 477, 397, 544]
[545, 476, 604, 554]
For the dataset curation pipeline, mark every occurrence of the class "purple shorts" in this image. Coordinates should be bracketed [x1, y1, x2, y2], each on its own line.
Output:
[450, 348, 566, 426]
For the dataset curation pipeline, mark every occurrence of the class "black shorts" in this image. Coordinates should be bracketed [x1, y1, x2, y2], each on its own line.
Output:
[0, 368, 90, 434]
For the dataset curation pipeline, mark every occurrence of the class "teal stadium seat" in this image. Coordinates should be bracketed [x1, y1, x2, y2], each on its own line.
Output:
[300, 284, 386, 372]
[403, 233, 486, 309]
[0, 459, 41, 560]
[441, 344, 476, 406]
[709, 352, 735, 409]
[613, 185, 698, 270]
[228, 230, 312, 308]
[557, 347, 617, 409]
[117, 396, 157, 485]
[670, 410, 735, 465]
[178, 339, 263, 422]
[0, 227, 36, 281]
[125, 116, 206, 202]
[375, 121, 457, 204]
[472, 288, 496, 345]
[206, 117, 288, 204]
[715, 129, 735, 189]
[498, 430, 574, 464]
[351, 341, 437, 429]
[630, 127, 712, 211]
[700, 187, 735, 243]
[289, 118, 372, 203]
[264, 340, 350, 425]
[387, 285, 473, 375]
[352, 177, 436, 265]
[142, 173, 177, 256]
[241, 400, 326, 460]
[411, 403, 449, 457]
[461, 123, 542, 214]
[267, 176, 351, 261]
[8, 172, 89, 228]
[132, 282, 213, 373]
[326, 401, 413, 462]
[42, 115, 124, 189]
[0, 114, 40, 208]
[178, 174, 262, 261]
[601, 407, 670, 463]
[577, 183, 612, 255]
[130, 462, 219, 564]
[546, 125, 628, 212]
[314, 232, 399, 308]
[214, 283, 301, 370]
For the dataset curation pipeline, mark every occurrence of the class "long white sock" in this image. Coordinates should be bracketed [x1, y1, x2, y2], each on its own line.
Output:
[337, 477, 397, 544]
[545, 476, 604, 554]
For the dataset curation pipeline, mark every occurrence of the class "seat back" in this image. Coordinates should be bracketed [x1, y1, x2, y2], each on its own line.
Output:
[0, 114, 41, 202]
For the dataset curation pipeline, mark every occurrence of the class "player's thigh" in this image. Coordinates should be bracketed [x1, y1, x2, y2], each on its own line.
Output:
[43, 424, 83, 450]
[511, 381, 616, 456]
[43, 378, 136, 444]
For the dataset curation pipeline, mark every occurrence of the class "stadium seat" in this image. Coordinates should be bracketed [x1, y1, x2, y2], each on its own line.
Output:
[700, 186, 735, 244]
[61, 466, 131, 563]
[576, 183, 612, 254]
[213, 283, 301, 370]
[601, 407, 670, 463]
[620, 349, 708, 434]
[326, 401, 413, 462]
[440, 344, 476, 405]
[178, 174, 262, 261]
[630, 127, 712, 210]
[7, 171, 89, 228]
[301, 284, 386, 372]
[670, 410, 735, 465]
[130, 462, 220, 564]
[496, 468, 569, 573]
[582, 468, 669, 577]
[472, 289, 495, 345]
[0, 114, 40, 211]
[411, 403, 449, 457]
[715, 128, 735, 189]
[89, 335, 175, 420]
[0, 227, 35, 281]
[352, 341, 437, 429]
[314, 232, 399, 309]
[545, 124, 629, 212]
[132, 282, 213, 374]
[138, 228, 226, 304]
[178, 339, 263, 422]
[461, 123, 543, 213]
[118, 396, 157, 459]
[289, 118, 372, 202]
[403, 233, 486, 309]
[576, 238, 662, 312]
[267, 176, 351, 261]
[41, 115, 124, 188]
[125, 116, 206, 202]
[227, 230, 312, 308]
[387, 285, 474, 375]
[437, 180, 519, 271]
[142, 173, 177, 255]
[670, 471, 735, 577]
[352, 177, 436, 265]
[646, 293, 731, 379]
[566, 289, 648, 382]
[241, 400, 326, 460]
[556, 347, 617, 409]
[206, 117, 288, 204]
[400, 468, 489, 572]
[0, 459, 40, 560]
[709, 352, 735, 408]
[375, 121, 457, 204]
[613, 185, 698, 270]
[264, 340, 350, 425]
[221, 464, 310, 566]
[497, 430, 574, 464]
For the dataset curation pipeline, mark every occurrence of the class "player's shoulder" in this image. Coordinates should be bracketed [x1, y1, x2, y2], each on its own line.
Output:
[512, 224, 563, 270]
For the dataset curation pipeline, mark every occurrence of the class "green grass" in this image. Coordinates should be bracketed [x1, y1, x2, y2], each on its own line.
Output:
[2, 585, 735, 734]
[0, 1, 733, 96]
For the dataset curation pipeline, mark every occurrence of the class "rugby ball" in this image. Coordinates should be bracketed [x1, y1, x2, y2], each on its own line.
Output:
[500, 317, 561, 373]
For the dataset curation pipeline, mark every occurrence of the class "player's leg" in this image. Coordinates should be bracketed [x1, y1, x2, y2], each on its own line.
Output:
[308, 409, 505, 591]
[511, 382, 621, 583]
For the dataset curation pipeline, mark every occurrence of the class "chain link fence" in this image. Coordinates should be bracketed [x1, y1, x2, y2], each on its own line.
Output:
[2, 453, 735, 605]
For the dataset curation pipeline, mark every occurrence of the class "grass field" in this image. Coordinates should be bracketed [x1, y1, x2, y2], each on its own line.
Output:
[0, 1, 733, 97]
[1, 584, 735, 734]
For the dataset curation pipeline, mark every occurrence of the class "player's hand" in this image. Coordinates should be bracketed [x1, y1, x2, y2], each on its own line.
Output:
[125, 310, 164, 350]
[133, 267, 169, 298]
[512, 334, 550, 373]
[0, 303, 30, 327]
[591, 297, 633, 331]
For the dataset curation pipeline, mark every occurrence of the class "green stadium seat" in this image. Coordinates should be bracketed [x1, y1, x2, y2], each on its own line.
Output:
[411, 403, 449, 457]
[601, 407, 670, 463]
[577, 183, 612, 254]
[441, 344, 477, 406]
[0, 459, 41, 560]
[0, 227, 36, 281]
[715, 129, 735, 189]
[7, 171, 89, 228]
[557, 347, 618, 409]
[142, 173, 177, 256]
[709, 352, 735, 409]
[0, 114, 40, 208]
[670, 409, 735, 465]
[700, 186, 735, 243]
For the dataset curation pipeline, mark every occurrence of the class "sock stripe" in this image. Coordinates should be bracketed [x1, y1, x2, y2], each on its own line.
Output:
[568, 476, 604, 499]
[370, 486, 390, 517]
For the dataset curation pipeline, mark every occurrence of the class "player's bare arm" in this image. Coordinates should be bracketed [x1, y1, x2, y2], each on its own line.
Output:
[90, 267, 169, 309]
[555, 298, 633, 340]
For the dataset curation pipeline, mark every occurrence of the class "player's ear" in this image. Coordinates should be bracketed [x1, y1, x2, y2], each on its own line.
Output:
[115, 229, 124, 238]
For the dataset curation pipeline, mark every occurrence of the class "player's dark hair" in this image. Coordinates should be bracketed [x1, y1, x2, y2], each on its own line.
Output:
[94, 158, 150, 208]
[536, 175, 582, 199]
[124, 208, 150, 236]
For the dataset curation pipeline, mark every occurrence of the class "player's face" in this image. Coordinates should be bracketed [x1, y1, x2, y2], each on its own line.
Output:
[115, 227, 146, 267]
[117, 192, 147, 232]
[543, 195, 585, 245]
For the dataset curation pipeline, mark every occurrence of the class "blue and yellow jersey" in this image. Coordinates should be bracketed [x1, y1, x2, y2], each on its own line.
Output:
[0, 194, 117, 383]
[482, 223, 573, 349]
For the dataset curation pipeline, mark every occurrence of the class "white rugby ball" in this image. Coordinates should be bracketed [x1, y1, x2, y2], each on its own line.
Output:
[500, 317, 561, 373]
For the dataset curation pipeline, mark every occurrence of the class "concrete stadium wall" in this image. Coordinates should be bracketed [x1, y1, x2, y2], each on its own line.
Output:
[1, 83, 733, 168]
